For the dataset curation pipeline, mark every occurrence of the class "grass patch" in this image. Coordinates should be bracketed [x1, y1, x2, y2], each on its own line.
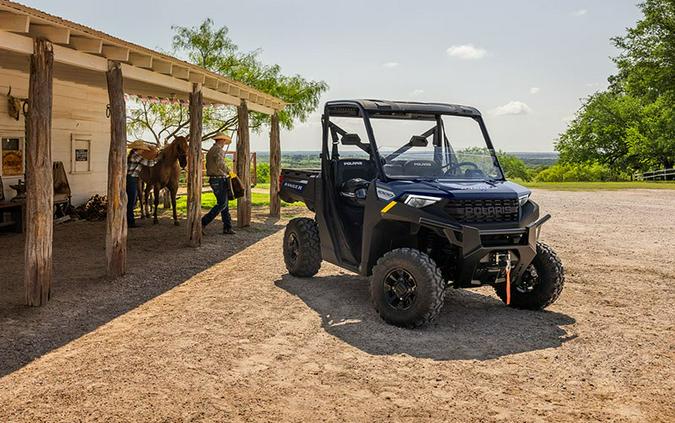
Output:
[175, 191, 299, 215]
[519, 181, 675, 191]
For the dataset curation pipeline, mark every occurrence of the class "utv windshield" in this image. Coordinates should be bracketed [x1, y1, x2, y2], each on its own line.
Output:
[369, 113, 504, 181]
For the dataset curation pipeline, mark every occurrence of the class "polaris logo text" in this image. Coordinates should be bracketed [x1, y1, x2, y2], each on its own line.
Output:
[464, 206, 518, 219]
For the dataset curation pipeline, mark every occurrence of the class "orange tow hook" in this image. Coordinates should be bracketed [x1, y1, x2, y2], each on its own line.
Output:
[505, 252, 512, 305]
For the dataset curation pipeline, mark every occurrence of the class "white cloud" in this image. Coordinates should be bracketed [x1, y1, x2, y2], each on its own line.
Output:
[446, 44, 487, 60]
[529, 87, 540, 95]
[572, 9, 588, 16]
[410, 89, 425, 96]
[382, 62, 399, 68]
[493, 101, 532, 116]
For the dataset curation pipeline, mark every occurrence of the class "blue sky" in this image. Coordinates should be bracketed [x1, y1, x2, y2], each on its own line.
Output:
[23, 0, 642, 152]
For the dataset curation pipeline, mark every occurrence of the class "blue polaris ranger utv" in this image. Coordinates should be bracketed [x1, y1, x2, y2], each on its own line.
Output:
[279, 100, 564, 328]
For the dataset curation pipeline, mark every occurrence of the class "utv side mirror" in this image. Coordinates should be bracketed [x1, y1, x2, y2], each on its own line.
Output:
[341, 133, 362, 145]
[409, 135, 428, 147]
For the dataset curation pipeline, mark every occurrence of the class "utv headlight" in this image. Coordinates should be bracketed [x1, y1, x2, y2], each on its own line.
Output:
[518, 193, 530, 207]
[404, 194, 441, 208]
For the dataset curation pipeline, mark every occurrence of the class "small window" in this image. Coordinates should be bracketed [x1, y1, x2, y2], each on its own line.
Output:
[1, 136, 24, 177]
[71, 134, 91, 173]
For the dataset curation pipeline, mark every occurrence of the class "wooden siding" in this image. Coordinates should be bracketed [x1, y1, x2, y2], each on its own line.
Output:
[1, 65, 110, 205]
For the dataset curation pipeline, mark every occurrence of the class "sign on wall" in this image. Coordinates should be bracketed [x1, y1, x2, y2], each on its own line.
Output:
[71, 134, 91, 173]
[1, 137, 24, 177]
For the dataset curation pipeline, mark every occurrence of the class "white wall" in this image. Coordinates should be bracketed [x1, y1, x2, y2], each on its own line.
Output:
[0, 66, 110, 206]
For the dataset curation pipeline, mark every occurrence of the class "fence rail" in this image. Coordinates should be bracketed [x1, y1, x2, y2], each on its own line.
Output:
[633, 168, 675, 181]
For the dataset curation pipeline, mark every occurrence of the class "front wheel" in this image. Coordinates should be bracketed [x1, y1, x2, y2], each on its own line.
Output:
[370, 248, 446, 328]
[495, 242, 565, 309]
[283, 218, 322, 277]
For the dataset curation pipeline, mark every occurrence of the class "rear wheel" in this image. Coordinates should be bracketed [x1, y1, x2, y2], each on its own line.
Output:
[283, 218, 321, 277]
[370, 248, 446, 328]
[495, 242, 564, 309]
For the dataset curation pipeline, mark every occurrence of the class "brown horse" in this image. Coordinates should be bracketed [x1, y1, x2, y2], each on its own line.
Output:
[139, 135, 188, 225]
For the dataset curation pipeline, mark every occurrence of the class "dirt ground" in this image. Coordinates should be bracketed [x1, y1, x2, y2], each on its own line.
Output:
[0, 189, 673, 422]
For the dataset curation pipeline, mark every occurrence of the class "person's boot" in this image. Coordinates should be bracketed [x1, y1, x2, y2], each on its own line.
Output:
[223, 227, 235, 235]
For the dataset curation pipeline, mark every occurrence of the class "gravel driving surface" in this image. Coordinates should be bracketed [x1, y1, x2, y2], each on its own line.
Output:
[0, 189, 673, 422]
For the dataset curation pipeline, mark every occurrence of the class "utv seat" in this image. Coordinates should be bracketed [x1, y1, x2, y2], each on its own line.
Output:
[335, 158, 377, 185]
[403, 159, 441, 177]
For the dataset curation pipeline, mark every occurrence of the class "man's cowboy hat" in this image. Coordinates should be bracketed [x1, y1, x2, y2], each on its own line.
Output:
[128, 140, 153, 151]
[213, 132, 232, 144]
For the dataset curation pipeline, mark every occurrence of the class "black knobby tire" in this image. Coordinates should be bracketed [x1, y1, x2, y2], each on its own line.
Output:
[283, 218, 322, 277]
[370, 248, 446, 328]
[495, 242, 565, 310]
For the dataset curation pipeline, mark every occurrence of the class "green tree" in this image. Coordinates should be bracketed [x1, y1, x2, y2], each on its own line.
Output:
[558, 0, 675, 172]
[128, 19, 328, 143]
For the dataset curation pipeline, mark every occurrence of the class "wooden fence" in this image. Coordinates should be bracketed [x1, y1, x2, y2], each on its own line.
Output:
[632, 168, 675, 181]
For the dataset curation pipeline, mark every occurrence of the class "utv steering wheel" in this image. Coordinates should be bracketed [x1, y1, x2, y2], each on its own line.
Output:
[442, 161, 480, 174]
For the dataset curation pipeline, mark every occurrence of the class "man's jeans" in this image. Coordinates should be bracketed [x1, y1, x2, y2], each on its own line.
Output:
[201, 177, 232, 230]
[126, 175, 138, 226]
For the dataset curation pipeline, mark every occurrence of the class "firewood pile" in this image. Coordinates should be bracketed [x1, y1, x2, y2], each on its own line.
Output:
[74, 194, 108, 221]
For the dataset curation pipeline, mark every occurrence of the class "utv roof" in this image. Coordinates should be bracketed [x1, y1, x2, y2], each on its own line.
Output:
[325, 99, 482, 118]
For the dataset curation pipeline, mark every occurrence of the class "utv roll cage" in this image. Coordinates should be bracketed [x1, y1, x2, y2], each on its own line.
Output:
[322, 99, 505, 182]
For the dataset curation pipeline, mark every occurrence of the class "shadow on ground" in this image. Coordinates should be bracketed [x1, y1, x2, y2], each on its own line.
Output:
[276, 273, 576, 361]
[0, 210, 286, 378]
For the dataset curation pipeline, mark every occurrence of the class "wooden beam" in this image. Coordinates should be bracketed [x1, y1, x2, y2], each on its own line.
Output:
[217, 81, 231, 93]
[269, 112, 281, 218]
[0, 11, 29, 32]
[29, 24, 70, 44]
[101, 45, 129, 61]
[105, 61, 128, 277]
[204, 77, 219, 89]
[128, 52, 153, 68]
[188, 71, 205, 84]
[202, 87, 242, 108]
[151, 59, 172, 75]
[69, 35, 102, 53]
[120, 63, 191, 94]
[24, 38, 54, 306]
[247, 100, 275, 115]
[0, 28, 33, 54]
[172, 66, 189, 80]
[187, 83, 203, 247]
[236, 99, 251, 227]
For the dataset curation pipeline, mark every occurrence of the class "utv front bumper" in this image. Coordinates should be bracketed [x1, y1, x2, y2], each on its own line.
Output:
[418, 214, 551, 286]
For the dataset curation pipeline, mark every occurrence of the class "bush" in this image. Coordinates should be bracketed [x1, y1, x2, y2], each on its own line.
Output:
[534, 163, 630, 182]
[256, 163, 270, 184]
[497, 152, 533, 181]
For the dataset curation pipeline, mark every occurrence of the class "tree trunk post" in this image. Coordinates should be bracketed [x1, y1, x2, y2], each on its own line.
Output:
[105, 61, 128, 278]
[24, 38, 54, 306]
[187, 83, 203, 246]
[269, 112, 281, 218]
[236, 99, 251, 227]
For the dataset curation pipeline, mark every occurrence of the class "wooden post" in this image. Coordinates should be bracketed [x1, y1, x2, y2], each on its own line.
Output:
[236, 99, 251, 227]
[105, 61, 127, 277]
[24, 38, 54, 306]
[269, 112, 281, 218]
[187, 83, 203, 246]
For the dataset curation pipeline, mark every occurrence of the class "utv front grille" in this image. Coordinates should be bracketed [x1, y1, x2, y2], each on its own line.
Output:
[444, 198, 520, 223]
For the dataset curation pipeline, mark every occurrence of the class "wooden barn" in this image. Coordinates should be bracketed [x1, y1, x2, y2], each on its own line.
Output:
[0, 0, 285, 306]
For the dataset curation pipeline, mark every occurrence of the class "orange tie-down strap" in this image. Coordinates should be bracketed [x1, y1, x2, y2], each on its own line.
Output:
[505, 253, 512, 305]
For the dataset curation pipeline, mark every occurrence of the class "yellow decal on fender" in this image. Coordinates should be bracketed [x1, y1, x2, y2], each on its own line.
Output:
[381, 201, 397, 214]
